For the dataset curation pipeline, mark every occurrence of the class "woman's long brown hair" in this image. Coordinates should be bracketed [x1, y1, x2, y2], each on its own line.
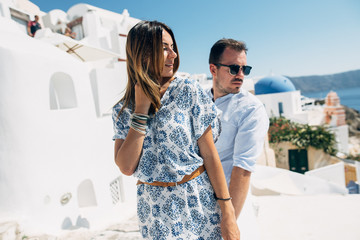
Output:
[118, 20, 180, 115]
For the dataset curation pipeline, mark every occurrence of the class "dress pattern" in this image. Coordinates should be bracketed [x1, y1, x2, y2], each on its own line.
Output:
[113, 77, 222, 239]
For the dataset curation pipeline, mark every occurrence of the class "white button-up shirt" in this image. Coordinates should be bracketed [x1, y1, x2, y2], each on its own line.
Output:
[207, 88, 269, 183]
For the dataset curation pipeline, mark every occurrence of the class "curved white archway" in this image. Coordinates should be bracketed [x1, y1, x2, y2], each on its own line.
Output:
[49, 72, 77, 110]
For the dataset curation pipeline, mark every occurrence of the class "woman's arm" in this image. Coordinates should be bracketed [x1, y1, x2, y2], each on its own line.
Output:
[198, 126, 240, 240]
[114, 83, 150, 176]
[114, 130, 145, 176]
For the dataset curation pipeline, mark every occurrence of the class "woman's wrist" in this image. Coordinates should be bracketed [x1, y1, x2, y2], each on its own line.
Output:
[134, 109, 149, 115]
[214, 193, 232, 201]
[134, 104, 150, 114]
[130, 113, 149, 135]
[217, 199, 235, 213]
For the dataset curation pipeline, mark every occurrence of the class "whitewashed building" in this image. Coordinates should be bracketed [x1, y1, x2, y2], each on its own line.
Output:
[254, 75, 349, 160]
[1, 0, 353, 236]
[0, 0, 140, 234]
[254, 75, 324, 125]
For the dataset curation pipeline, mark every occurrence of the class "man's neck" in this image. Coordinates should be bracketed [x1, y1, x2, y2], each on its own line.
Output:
[212, 88, 228, 101]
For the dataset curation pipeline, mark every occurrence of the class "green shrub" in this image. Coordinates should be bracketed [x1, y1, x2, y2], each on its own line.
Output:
[268, 117, 337, 155]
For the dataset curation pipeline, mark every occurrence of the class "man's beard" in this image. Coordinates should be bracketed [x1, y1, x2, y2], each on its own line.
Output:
[216, 78, 243, 95]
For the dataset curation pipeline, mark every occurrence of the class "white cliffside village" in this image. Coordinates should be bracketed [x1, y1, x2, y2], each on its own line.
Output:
[0, 0, 358, 237]
[0, 0, 140, 233]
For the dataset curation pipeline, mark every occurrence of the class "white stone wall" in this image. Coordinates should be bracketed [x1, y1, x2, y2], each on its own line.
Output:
[330, 125, 349, 154]
[305, 162, 346, 188]
[256, 91, 302, 118]
[0, 2, 139, 233]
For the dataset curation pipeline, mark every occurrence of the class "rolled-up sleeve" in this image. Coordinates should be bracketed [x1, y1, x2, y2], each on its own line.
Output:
[112, 103, 131, 140]
[232, 105, 269, 172]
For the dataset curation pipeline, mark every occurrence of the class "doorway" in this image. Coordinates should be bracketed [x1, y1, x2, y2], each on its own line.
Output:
[288, 149, 308, 174]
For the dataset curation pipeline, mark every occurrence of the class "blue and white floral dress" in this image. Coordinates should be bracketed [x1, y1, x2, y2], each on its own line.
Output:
[113, 77, 222, 240]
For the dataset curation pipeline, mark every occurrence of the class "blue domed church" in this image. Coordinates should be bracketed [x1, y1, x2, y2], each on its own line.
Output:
[255, 75, 296, 95]
[254, 75, 305, 121]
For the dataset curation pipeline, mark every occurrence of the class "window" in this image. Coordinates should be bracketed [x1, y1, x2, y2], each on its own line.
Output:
[49, 72, 77, 110]
[9, 8, 29, 34]
[67, 17, 84, 40]
[77, 179, 97, 208]
[278, 102, 283, 116]
[110, 175, 125, 204]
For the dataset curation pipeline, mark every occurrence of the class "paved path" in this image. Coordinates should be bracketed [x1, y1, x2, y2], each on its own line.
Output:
[0, 215, 142, 240]
[2, 195, 360, 240]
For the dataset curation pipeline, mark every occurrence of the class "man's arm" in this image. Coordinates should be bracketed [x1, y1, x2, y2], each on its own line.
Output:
[230, 101, 269, 219]
[228, 166, 251, 219]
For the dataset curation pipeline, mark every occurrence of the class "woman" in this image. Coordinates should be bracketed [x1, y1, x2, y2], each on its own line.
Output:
[112, 20, 239, 240]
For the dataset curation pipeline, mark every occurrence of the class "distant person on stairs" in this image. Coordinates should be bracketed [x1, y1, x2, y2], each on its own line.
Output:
[27, 15, 41, 37]
[64, 27, 76, 39]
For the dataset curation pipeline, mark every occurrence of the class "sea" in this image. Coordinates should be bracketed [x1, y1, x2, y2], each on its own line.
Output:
[302, 87, 360, 112]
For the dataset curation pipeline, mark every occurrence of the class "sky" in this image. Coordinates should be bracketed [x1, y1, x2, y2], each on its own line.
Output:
[30, 0, 360, 78]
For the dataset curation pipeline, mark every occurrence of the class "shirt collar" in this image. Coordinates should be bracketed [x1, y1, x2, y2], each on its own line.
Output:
[210, 88, 240, 105]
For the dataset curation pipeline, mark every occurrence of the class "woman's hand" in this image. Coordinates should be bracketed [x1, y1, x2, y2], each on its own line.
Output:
[134, 83, 151, 114]
[198, 127, 240, 239]
[114, 83, 150, 176]
[220, 201, 240, 240]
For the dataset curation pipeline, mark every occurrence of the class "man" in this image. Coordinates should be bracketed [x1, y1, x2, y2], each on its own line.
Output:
[207, 38, 269, 238]
[27, 15, 41, 37]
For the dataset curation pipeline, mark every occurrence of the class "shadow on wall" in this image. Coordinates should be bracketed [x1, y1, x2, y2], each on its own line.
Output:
[61, 179, 97, 230]
[62, 215, 90, 230]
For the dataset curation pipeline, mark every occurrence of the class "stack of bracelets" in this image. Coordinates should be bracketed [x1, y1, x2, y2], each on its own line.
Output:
[130, 113, 149, 135]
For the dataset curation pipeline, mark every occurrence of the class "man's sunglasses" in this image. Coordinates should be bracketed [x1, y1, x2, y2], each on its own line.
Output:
[214, 63, 252, 76]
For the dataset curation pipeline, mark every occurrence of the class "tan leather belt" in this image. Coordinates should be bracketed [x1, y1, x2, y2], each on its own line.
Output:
[137, 165, 205, 187]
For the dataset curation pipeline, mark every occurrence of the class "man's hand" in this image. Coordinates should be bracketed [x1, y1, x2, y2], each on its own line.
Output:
[219, 201, 240, 240]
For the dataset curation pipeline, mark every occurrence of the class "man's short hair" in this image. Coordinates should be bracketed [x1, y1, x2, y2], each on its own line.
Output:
[209, 38, 248, 64]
